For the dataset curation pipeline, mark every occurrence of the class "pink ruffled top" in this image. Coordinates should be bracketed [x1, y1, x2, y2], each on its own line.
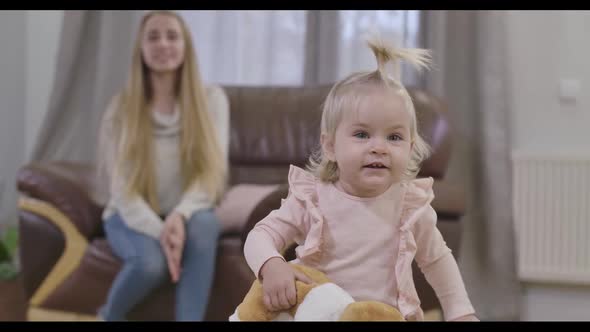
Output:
[244, 165, 475, 321]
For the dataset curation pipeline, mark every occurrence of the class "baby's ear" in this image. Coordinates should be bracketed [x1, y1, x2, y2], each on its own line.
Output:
[321, 133, 336, 161]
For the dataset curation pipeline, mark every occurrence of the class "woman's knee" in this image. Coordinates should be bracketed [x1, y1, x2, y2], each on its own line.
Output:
[185, 210, 221, 244]
[127, 246, 168, 282]
[103, 213, 127, 238]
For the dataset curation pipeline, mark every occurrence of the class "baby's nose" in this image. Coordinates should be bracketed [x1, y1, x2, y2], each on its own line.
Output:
[370, 138, 388, 154]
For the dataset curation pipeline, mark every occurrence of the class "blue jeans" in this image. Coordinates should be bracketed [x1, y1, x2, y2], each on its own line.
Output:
[99, 209, 220, 321]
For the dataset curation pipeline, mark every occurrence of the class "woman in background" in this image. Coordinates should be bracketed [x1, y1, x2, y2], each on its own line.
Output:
[97, 10, 229, 321]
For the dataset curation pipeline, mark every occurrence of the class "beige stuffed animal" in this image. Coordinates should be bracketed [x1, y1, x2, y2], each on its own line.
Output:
[230, 264, 405, 322]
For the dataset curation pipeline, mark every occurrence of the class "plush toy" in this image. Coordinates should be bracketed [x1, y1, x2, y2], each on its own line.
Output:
[229, 264, 405, 321]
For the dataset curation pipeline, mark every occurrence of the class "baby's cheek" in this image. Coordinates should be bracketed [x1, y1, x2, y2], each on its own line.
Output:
[390, 155, 411, 178]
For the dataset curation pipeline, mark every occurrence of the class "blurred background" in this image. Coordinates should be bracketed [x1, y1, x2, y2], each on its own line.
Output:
[1, 10, 590, 321]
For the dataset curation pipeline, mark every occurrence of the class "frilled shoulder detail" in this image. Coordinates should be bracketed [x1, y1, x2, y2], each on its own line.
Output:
[286, 165, 324, 261]
[399, 177, 435, 231]
[394, 176, 435, 321]
[287, 165, 319, 201]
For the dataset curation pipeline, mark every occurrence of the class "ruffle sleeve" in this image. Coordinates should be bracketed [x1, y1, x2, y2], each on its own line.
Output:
[394, 176, 435, 321]
[287, 165, 325, 261]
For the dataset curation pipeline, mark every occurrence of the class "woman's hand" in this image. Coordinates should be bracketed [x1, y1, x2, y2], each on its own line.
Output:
[160, 212, 186, 282]
[259, 257, 314, 312]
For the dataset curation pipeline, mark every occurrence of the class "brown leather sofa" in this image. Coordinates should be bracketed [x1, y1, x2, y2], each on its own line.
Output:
[16, 85, 465, 321]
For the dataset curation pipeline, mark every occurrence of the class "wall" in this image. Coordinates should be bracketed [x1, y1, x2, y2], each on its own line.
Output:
[508, 10, 590, 155]
[0, 11, 27, 229]
[507, 10, 590, 320]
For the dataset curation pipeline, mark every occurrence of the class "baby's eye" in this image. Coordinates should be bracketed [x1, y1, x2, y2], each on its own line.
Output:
[353, 131, 369, 139]
[388, 134, 403, 141]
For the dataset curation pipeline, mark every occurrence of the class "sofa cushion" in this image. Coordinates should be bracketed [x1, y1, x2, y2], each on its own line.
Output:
[215, 184, 280, 235]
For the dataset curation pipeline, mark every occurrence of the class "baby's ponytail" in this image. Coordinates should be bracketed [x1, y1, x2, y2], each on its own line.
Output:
[366, 34, 432, 84]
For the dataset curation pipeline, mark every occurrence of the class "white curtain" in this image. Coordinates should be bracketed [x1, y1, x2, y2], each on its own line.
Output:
[180, 10, 307, 86]
[32, 10, 142, 163]
[423, 11, 519, 320]
[179, 10, 421, 86]
[337, 10, 422, 84]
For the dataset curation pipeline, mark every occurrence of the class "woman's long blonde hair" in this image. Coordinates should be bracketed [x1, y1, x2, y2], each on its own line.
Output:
[308, 35, 432, 182]
[110, 10, 226, 213]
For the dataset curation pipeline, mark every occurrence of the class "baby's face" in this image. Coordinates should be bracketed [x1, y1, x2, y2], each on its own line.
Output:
[325, 87, 413, 198]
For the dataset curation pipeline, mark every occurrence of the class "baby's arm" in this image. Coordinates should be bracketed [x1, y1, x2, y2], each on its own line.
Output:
[413, 205, 478, 321]
[243, 192, 312, 312]
[244, 192, 306, 278]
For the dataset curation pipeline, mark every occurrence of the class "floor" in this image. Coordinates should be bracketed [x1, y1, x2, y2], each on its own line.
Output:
[521, 283, 590, 321]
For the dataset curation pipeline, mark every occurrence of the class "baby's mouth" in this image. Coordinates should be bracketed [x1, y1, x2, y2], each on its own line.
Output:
[363, 162, 388, 169]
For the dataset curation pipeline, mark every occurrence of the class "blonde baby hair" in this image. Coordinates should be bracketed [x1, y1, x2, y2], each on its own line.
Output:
[307, 33, 432, 182]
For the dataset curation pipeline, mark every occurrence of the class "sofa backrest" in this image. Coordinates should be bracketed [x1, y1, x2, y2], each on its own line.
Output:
[224, 85, 452, 186]
[17, 85, 453, 211]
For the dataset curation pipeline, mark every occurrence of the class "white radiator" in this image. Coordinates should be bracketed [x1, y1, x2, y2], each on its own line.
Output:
[513, 152, 590, 285]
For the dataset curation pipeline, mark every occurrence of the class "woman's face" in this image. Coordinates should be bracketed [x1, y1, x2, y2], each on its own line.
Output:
[141, 14, 186, 74]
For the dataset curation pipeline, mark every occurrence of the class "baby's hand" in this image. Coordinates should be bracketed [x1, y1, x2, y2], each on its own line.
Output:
[259, 257, 313, 312]
[452, 314, 480, 321]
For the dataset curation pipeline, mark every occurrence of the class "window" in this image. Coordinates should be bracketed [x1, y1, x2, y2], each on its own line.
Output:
[180, 10, 421, 86]
[338, 11, 422, 84]
[180, 10, 306, 85]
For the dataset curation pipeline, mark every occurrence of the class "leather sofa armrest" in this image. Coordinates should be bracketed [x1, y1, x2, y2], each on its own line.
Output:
[431, 179, 466, 221]
[17, 162, 104, 239]
[18, 210, 66, 300]
[18, 197, 90, 307]
[239, 184, 289, 249]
